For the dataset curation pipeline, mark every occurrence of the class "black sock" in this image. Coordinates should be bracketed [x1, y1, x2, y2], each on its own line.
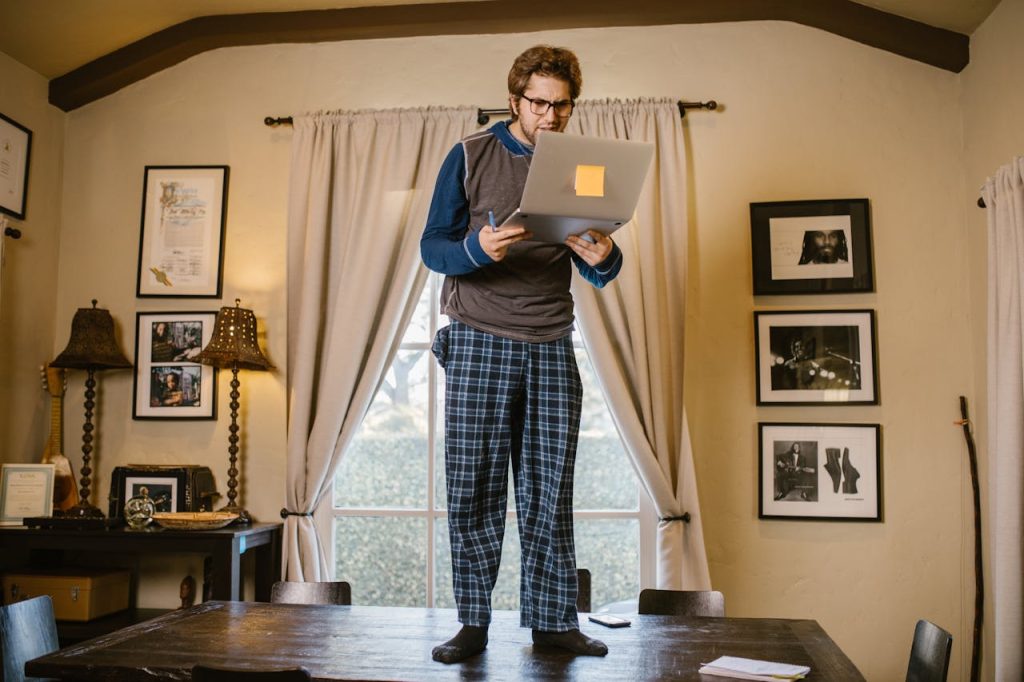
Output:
[532, 628, 608, 656]
[432, 625, 488, 663]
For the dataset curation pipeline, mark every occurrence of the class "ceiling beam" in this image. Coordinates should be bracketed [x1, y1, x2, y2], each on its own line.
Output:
[49, 0, 969, 112]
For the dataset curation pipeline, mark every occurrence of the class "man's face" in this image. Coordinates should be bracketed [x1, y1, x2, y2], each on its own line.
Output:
[510, 73, 572, 147]
[810, 230, 842, 263]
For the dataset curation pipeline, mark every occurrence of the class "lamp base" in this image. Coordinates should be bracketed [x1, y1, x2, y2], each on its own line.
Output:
[220, 504, 252, 525]
[59, 501, 106, 519]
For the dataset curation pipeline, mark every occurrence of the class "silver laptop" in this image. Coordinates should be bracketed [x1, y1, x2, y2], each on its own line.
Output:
[499, 131, 654, 242]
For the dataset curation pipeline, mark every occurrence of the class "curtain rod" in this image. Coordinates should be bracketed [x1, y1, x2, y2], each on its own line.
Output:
[263, 99, 717, 127]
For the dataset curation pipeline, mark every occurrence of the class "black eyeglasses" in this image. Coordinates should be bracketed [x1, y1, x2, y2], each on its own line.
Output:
[519, 94, 575, 117]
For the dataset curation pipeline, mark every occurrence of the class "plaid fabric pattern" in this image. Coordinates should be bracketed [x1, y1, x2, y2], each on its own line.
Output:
[437, 320, 582, 631]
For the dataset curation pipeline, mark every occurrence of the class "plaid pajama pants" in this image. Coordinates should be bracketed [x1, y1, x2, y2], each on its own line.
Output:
[433, 320, 582, 631]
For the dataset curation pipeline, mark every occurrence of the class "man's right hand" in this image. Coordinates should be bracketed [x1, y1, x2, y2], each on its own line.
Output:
[478, 225, 532, 262]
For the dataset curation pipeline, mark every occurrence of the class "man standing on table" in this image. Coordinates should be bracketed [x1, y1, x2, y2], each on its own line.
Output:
[421, 45, 623, 664]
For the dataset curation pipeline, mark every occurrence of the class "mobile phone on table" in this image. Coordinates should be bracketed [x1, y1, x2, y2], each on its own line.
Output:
[588, 614, 631, 628]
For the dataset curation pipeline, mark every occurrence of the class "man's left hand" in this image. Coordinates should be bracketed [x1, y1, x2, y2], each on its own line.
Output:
[565, 230, 614, 266]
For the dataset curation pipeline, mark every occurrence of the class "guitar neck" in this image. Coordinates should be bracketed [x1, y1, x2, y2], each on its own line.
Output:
[48, 394, 63, 455]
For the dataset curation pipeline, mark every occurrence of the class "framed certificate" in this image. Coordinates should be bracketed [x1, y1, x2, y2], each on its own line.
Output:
[0, 112, 32, 220]
[136, 165, 228, 298]
[0, 463, 55, 525]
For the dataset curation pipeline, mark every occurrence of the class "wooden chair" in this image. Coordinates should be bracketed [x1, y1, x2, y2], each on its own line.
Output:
[192, 664, 311, 681]
[270, 580, 351, 606]
[637, 589, 725, 617]
[906, 619, 952, 682]
[0, 595, 60, 682]
[576, 568, 591, 613]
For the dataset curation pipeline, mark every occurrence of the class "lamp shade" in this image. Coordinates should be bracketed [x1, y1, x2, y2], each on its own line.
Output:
[195, 300, 272, 371]
[51, 300, 132, 370]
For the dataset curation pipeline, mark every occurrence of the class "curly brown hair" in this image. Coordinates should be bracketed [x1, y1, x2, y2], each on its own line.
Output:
[507, 45, 582, 119]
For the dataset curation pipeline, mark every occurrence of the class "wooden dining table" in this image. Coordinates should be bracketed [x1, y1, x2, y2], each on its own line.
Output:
[26, 600, 865, 681]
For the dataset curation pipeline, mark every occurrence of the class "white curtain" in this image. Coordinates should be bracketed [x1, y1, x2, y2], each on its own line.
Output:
[982, 155, 1024, 680]
[283, 107, 477, 580]
[567, 99, 710, 590]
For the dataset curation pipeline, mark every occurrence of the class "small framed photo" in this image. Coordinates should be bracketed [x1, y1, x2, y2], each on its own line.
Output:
[759, 422, 881, 521]
[136, 165, 228, 298]
[124, 476, 178, 513]
[133, 311, 217, 420]
[754, 309, 878, 405]
[750, 198, 873, 295]
[0, 463, 54, 525]
[0, 112, 33, 220]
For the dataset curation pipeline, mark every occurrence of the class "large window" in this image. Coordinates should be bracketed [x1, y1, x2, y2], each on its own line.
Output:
[325, 274, 652, 610]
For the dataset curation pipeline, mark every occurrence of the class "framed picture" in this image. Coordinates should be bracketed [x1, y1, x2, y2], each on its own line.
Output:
[132, 311, 217, 420]
[759, 422, 881, 521]
[754, 309, 878, 405]
[123, 476, 178, 514]
[0, 463, 54, 525]
[0, 112, 32, 220]
[750, 198, 873, 295]
[136, 165, 228, 297]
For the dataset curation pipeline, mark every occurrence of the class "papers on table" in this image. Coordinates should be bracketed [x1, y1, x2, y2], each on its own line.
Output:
[698, 655, 810, 681]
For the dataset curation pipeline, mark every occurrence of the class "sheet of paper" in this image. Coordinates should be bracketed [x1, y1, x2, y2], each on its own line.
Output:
[574, 164, 605, 197]
[698, 655, 810, 681]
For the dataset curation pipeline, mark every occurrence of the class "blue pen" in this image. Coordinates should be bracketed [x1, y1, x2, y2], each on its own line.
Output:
[488, 210, 497, 232]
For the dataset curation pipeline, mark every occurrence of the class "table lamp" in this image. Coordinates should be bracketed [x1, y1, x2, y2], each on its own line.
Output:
[196, 299, 272, 524]
[50, 300, 132, 519]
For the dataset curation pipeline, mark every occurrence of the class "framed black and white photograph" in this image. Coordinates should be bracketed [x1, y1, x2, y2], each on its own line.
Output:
[0, 112, 32, 220]
[136, 165, 228, 298]
[759, 422, 881, 521]
[754, 309, 878, 405]
[750, 198, 873, 295]
[133, 311, 217, 420]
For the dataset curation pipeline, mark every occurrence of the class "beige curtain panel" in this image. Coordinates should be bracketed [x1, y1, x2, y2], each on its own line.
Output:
[283, 107, 478, 580]
[982, 155, 1024, 681]
[568, 98, 711, 590]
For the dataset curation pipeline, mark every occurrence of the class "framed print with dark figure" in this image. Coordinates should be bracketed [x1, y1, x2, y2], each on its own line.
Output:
[750, 198, 873, 295]
[136, 165, 228, 297]
[759, 422, 881, 521]
[754, 309, 878, 405]
[133, 311, 217, 419]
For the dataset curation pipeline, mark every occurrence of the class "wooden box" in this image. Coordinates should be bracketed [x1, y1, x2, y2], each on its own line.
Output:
[2, 569, 130, 621]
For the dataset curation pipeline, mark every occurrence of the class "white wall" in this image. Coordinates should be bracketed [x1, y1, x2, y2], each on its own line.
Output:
[0, 52, 64, 463]
[21, 17, 980, 681]
[961, 0, 1024, 678]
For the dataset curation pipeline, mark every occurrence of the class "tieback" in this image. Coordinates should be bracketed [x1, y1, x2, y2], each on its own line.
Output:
[280, 508, 313, 518]
[659, 512, 691, 523]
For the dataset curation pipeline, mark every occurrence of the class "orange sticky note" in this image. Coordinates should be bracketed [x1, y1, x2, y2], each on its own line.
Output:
[575, 164, 605, 197]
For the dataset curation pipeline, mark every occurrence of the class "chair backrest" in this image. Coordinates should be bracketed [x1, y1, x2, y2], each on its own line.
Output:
[1, 595, 60, 682]
[637, 589, 725, 617]
[270, 581, 351, 606]
[906, 619, 952, 682]
[576, 568, 591, 613]
[192, 664, 311, 681]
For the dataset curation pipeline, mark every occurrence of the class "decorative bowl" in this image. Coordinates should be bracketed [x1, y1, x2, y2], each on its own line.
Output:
[152, 511, 239, 531]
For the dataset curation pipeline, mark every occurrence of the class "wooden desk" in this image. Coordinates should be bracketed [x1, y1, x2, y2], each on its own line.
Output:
[0, 523, 282, 602]
[27, 601, 865, 681]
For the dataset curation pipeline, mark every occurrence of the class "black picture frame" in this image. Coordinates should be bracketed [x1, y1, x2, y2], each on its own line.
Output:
[136, 165, 228, 298]
[754, 309, 879, 405]
[132, 311, 217, 420]
[0, 112, 32, 220]
[750, 198, 873, 295]
[758, 422, 882, 521]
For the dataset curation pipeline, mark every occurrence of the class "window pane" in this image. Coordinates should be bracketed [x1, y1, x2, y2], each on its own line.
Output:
[574, 348, 637, 510]
[334, 350, 429, 508]
[335, 516, 426, 606]
[402, 279, 434, 345]
[574, 518, 640, 611]
[434, 518, 521, 611]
